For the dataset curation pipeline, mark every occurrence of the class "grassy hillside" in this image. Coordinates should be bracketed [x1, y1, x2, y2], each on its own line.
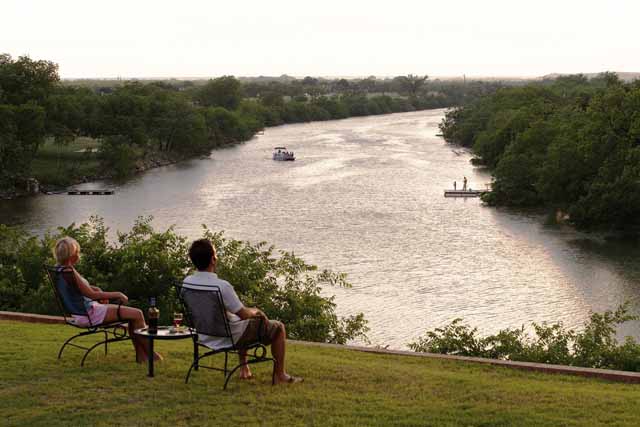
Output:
[2, 321, 639, 426]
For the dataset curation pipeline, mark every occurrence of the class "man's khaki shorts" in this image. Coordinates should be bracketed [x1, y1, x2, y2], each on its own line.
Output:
[235, 318, 283, 349]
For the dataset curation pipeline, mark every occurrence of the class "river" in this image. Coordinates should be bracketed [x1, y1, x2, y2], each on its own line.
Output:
[2, 109, 640, 348]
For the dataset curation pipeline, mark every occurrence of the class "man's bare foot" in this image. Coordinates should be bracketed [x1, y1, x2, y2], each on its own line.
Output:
[274, 374, 303, 385]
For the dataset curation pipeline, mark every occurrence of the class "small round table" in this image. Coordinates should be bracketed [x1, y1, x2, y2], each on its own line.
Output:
[134, 326, 194, 377]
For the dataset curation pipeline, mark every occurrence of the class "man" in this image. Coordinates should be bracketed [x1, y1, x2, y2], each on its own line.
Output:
[183, 239, 302, 384]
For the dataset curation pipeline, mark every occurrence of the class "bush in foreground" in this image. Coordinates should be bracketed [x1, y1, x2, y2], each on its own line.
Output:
[0, 216, 368, 344]
[409, 303, 640, 371]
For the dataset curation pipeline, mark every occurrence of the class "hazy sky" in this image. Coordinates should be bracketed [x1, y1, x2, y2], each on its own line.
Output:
[3, 0, 639, 78]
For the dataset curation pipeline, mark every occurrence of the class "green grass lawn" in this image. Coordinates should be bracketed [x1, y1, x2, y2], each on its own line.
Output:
[32, 137, 101, 186]
[2, 321, 639, 427]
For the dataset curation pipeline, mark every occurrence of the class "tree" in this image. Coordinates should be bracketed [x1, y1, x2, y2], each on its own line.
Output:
[312, 96, 349, 119]
[45, 86, 98, 143]
[259, 91, 285, 108]
[0, 54, 57, 189]
[195, 76, 243, 110]
[396, 74, 429, 98]
[202, 107, 251, 143]
[335, 79, 351, 93]
[97, 88, 149, 146]
[302, 76, 319, 86]
[0, 104, 46, 187]
[359, 76, 378, 93]
[0, 54, 59, 105]
[98, 135, 140, 179]
[147, 91, 207, 152]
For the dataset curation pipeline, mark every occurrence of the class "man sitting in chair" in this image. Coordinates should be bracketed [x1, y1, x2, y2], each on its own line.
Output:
[183, 239, 302, 384]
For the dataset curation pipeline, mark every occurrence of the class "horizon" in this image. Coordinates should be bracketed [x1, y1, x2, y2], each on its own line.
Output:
[4, 0, 640, 79]
[58, 71, 640, 82]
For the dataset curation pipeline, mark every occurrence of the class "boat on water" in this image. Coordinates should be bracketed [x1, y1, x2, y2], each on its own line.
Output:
[273, 146, 295, 161]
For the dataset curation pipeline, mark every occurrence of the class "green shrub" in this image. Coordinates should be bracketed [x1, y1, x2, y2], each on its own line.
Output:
[409, 303, 640, 371]
[0, 217, 368, 344]
[98, 135, 141, 178]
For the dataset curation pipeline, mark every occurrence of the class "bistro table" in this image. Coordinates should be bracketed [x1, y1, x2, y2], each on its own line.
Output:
[134, 326, 194, 377]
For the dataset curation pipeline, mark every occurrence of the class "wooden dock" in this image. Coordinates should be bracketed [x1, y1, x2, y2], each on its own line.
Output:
[444, 189, 488, 198]
[67, 189, 114, 196]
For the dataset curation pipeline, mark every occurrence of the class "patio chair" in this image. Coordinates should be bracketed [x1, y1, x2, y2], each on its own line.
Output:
[176, 282, 275, 389]
[45, 266, 131, 366]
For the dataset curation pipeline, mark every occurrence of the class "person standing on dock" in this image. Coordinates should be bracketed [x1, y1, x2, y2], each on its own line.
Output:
[453, 181, 457, 190]
[463, 176, 468, 191]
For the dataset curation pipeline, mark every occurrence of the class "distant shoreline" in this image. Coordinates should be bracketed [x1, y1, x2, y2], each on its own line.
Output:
[5, 108, 447, 201]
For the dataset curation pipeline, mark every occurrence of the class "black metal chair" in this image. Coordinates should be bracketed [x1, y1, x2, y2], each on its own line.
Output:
[45, 266, 131, 366]
[176, 282, 275, 389]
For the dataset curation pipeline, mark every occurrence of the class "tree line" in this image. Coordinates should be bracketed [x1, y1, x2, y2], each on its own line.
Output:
[1, 53, 505, 191]
[440, 73, 640, 230]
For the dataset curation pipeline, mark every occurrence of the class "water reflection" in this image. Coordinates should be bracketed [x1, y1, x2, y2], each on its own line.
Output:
[1, 109, 639, 348]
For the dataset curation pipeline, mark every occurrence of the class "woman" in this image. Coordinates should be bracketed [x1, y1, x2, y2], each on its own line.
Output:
[54, 236, 162, 363]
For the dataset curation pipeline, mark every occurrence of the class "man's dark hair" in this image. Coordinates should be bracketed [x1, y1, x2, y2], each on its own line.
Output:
[189, 239, 215, 271]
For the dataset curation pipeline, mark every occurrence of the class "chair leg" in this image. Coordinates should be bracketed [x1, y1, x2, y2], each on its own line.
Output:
[224, 352, 229, 376]
[185, 350, 208, 384]
[193, 340, 199, 371]
[223, 361, 248, 390]
[58, 331, 91, 359]
[185, 349, 214, 383]
[103, 331, 108, 355]
[80, 335, 130, 367]
[185, 361, 197, 384]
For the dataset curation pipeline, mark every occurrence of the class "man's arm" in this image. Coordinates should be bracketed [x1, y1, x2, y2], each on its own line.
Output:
[235, 306, 267, 321]
[222, 283, 267, 321]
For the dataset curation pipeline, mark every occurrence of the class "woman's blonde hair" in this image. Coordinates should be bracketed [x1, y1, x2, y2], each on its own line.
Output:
[54, 237, 80, 264]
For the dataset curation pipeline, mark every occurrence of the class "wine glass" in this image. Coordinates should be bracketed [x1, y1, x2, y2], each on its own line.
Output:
[173, 312, 183, 332]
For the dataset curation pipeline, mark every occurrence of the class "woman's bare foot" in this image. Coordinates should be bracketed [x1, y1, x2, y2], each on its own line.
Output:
[153, 352, 163, 361]
[239, 365, 253, 379]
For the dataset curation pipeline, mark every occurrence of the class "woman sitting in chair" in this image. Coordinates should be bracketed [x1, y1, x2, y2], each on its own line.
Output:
[54, 236, 162, 363]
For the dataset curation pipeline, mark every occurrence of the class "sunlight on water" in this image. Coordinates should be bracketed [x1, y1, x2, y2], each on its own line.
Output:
[2, 109, 640, 348]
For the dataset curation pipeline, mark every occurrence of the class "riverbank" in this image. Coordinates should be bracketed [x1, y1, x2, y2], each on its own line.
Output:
[3, 321, 639, 426]
[1, 137, 240, 200]
[4, 106, 441, 200]
[439, 76, 640, 230]
[3, 109, 638, 349]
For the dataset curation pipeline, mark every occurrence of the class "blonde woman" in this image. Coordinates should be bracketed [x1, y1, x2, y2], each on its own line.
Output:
[54, 237, 162, 363]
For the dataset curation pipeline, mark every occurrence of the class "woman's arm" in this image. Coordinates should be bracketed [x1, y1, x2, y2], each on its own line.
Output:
[72, 268, 128, 304]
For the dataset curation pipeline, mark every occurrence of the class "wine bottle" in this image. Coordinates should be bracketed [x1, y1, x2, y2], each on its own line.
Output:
[148, 297, 159, 334]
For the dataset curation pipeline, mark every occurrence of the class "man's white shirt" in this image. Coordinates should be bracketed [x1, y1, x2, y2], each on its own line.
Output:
[182, 271, 249, 350]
